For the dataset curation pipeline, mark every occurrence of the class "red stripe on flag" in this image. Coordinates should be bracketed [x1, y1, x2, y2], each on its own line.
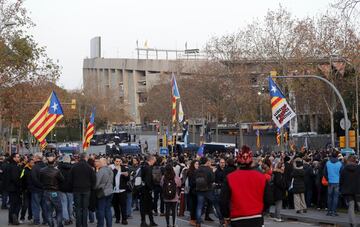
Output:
[31, 114, 53, 136]
[271, 97, 283, 107]
[28, 107, 48, 130]
[36, 115, 60, 140]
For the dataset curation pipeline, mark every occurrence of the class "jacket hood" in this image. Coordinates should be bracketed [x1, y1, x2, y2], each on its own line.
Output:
[330, 157, 339, 163]
[344, 164, 357, 172]
[59, 162, 72, 170]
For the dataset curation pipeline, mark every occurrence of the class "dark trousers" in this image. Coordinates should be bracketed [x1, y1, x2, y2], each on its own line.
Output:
[74, 192, 90, 227]
[165, 202, 177, 227]
[8, 192, 21, 224]
[2, 191, 8, 208]
[31, 191, 47, 225]
[20, 191, 32, 220]
[231, 216, 264, 227]
[140, 191, 154, 224]
[44, 191, 63, 227]
[112, 192, 127, 222]
[153, 185, 164, 213]
[189, 193, 197, 220]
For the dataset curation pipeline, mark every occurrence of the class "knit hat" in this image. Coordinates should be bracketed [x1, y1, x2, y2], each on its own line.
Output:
[237, 145, 253, 165]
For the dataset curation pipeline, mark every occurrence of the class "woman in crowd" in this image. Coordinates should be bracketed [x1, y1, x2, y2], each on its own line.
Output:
[292, 157, 307, 214]
[187, 160, 199, 226]
[161, 164, 181, 227]
[273, 161, 287, 222]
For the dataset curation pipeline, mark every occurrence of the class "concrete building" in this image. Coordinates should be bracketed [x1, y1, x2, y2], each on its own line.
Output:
[83, 57, 205, 123]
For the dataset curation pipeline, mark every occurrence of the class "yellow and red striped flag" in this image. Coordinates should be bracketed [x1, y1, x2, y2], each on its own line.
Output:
[83, 109, 96, 151]
[171, 74, 180, 125]
[27, 91, 64, 150]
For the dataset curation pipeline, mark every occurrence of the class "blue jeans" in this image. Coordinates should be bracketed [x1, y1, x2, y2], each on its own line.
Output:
[88, 211, 95, 222]
[213, 189, 223, 221]
[96, 195, 113, 227]
[31, 191, 47, 224]
[126, 192, 132, 217]
[2, 192, 8, 208]
[44, 191, 63, 227]
[327, 183, 339, 213]
[60, 192, 73, 221]
[196, 191, 219, 224]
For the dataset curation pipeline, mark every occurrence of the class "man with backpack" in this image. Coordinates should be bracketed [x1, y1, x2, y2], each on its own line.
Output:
[152, 157, 164, 216]
[194, 157, 219, 227]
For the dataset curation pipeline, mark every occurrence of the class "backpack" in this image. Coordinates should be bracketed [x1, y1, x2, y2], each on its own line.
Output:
[195, 171, 208, 192]
[128, 167, 143, 192]
[152, 166, 162, 185]
[163, 178, 177, 200]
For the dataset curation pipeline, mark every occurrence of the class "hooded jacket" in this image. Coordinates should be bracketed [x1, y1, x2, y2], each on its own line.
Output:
[340, 163, 360, 195]
[291, 158, 305, 194]
[58, 162, 73, 192]
[325, 157, 342, 184]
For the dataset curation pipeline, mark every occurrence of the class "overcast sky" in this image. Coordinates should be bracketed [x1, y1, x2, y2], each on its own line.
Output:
[24, 0, 334, 89]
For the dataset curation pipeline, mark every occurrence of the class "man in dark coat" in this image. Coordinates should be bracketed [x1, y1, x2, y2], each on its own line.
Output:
[4, 153, 22, 225]
[292, 158, 307, 213]
[70, 153, 96, 227]
[58, 155, 73, 225]
[340, 155, 360, 226]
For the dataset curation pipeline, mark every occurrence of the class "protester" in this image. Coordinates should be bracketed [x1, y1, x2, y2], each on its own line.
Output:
[340, 155, 360, 226]
[152, 156, 164, 216]
[292, 157, 307, 214]
[324, 151, 342, 216]
[5, 153, 22, 225]
[39, 153, 65, 227]
[187, 160, 199, 226]
[161, 164, 181, 227]
[30, 152, 48, 225]
[140, 155, 158, 227]
[220, 145, 272, 227]
[272, 161, 286, 222]
[58, 155, 73, 225]
[19, 156, 34, 224]
[112, 156, 129, 225]
[70, 153, 96, 227]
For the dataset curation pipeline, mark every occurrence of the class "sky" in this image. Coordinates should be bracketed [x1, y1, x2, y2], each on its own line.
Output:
[23, 0, 334, 90]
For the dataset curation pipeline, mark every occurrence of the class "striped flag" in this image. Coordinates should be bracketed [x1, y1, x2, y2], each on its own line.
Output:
[172, 74, 181, 124]
[268, 77, 296, 128]
[27, 91, 64, 150]
[83, 109, 96, 151]
[256, 129, 260, 149]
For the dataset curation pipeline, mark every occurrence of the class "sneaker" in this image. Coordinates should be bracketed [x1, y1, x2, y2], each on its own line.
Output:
[122, 220, 128, 225]
[326, 212, 332, 216]
[303, 209, 307, 213]
[205, 217, 214, 222]
[274, 218, 284, 222]
[19, 219, 24, 224]
[150, 222, 158, 226]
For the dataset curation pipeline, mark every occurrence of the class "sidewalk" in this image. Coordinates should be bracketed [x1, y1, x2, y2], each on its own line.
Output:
[270, 207, 360, 226]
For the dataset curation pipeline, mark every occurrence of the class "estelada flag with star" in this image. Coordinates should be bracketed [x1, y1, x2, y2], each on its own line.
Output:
[268, 77, 296, 128]
[27, 91, 64, 150]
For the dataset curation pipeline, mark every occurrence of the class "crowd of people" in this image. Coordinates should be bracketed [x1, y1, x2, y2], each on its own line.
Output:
[0, 145, 359, 227]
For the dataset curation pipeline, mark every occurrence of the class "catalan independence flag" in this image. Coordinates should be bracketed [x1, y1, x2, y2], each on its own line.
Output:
[27, 91, 64, 150]
[171, 74, 181, 125]
[268, 77, 296, 129]
[83, 109, 96, 151]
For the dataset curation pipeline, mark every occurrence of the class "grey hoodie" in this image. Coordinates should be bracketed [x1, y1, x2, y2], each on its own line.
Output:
[95, 166, 114, 197]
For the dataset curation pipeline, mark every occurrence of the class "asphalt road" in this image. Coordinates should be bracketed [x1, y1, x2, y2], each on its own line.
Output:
[0, 208, 320, 227]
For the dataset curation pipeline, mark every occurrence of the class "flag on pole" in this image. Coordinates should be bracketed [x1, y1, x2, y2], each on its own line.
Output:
[178, 101, 184, 123]
[276, 128, 281, 146]
[27, 91, 64, 150]
[256, 129, 260, 148]
[171, 74, 181, 124]
[197, 144, 204, 157]
[83, 108, 96, 151]
[268, 77, 296, 128]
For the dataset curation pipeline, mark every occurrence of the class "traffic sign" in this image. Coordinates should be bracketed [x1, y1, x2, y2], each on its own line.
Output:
[340, 118, 351, 130]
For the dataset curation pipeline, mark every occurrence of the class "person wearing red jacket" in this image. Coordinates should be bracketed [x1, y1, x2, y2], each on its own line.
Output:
[220, 145, 272, 227]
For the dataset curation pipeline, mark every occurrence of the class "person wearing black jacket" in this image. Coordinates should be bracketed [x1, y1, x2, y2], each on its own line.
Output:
[273, 162, 287, 222]
[0, 155, 9, 210]
[304, 159, 315, 207]
[140, 155, 158, 227]
[4, 153, 22, 225]
[187, 160, 199, 226]
[339, 155, 360, 227]
[58, 156, 73, 225]
[112, 156, 129, 225]
[292, 158, 307, 214]
[39, 153, 65, 227]
[30, 152, 48, 225]
[70, 153, 96, 227]
[20, 157, 34, 223]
